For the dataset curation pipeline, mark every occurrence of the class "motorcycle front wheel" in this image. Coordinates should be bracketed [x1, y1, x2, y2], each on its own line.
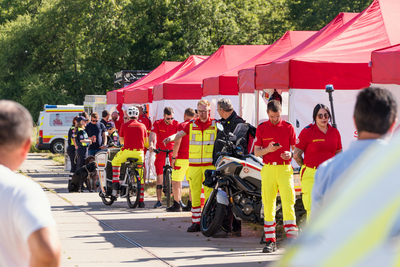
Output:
[200, 190, 226, 237]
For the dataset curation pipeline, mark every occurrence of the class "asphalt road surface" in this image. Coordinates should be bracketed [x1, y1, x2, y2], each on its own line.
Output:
[19, 153, 284, 267]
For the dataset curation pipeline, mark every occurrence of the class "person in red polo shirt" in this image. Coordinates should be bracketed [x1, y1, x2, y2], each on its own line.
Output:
[254, 100, 298, 253]
[293, 103, 342, 220]
[138, 105, 152, 184]
[149, 107, 179, 208]
[111, 106, 148, 208]
[166, 108, 195, 212]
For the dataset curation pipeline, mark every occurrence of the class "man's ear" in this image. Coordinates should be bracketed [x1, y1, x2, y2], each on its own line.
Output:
[21, 138, 32, 158]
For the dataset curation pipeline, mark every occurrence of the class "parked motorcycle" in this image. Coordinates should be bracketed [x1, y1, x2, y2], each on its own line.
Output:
[200, 123, 305, 237]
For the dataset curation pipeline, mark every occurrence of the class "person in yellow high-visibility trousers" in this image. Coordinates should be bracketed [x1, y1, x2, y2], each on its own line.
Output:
[163, 99, 217, 232]
[293, 103, 342, 221]
[254, 100, 298, 253]
[111, 106, 148, 208]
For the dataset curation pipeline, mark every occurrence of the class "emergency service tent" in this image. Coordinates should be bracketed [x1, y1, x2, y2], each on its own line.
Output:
[123, 55, 209, 122]
[254, 0, 400, 150]
[106, 61, 181, 106]
[237, 12, 357, 126]
[371, 43, 400, 128]
[152, 45, 268, 121]
[225, 31, 316, 125]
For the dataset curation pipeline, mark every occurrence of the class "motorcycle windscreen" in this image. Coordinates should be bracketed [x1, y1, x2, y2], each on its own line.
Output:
[232, 123, 249, 146]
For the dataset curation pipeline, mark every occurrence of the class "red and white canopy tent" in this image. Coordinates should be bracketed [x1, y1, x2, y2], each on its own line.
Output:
[106, 61, 181, 110]
[221, 31, 316, 125]
[254, 0, 400, 150]
[236, 12, 357, 126]
[152, 45, 268, 121]
[122, 55, 208, 122]
[371, 43, 400, 126]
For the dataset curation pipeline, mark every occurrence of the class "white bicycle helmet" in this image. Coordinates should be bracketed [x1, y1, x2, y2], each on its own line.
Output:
[127, 106, 139, 118]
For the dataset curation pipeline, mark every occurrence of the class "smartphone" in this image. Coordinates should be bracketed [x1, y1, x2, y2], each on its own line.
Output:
[272, 143, 280, 146]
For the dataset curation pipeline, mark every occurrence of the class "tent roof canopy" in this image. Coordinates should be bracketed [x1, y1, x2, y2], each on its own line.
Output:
[203, 31, 316, 96]
[107, 61, 181, 104]
[371, 43, 400, 84]
[153, 45, 268, 101]
[123, 55, 208, 104]
[255, 0, 400, 90]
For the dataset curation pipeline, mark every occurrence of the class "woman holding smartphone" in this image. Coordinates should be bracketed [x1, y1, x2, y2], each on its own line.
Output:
[293, 104, 342, 220]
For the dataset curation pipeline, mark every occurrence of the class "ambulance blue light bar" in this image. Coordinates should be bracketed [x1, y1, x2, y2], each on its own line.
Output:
[45, 105, 57, 108]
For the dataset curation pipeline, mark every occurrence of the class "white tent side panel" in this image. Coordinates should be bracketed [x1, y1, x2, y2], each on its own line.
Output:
[151, 99, 200, 123]
[239, 93, 256, 126]
[202, 95, 239, 120]
[289, 88, 360, 151]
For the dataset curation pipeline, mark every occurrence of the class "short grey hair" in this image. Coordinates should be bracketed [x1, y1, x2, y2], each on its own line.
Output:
[217, 98, 233, 112]
[0, 100, 33, 150]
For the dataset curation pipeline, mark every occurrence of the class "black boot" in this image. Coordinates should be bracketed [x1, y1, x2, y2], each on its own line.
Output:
[166, 200, 182, 212]
[112, 183, 119, 197]
[262, 241, 277, 253]
[182, 200, 192, 211]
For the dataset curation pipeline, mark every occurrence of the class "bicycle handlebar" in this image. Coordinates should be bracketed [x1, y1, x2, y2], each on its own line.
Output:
[154, 148, 173, 154]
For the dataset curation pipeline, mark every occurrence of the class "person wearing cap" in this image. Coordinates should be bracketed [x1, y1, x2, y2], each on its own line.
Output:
[74, 116, 95, 170]
[111, 106, 148, 207]
[106, 121, 120, 147]
[254, 100, 298, 253]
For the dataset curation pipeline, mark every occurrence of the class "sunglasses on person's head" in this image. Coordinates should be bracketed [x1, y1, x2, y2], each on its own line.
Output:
[165, 117, 174, 121]
[317, 113, 330, 119]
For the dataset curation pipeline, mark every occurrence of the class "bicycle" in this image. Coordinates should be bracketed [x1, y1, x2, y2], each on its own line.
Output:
[99, 157, 143, 208]
[153, 149, 173, 207]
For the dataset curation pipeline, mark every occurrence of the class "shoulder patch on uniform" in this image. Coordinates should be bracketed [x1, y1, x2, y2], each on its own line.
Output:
[304, 125, 311, 129]
[285, 121, 292, 124]
[258, 122, 264, 126]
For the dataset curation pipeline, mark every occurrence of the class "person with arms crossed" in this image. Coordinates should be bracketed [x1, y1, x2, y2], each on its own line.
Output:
[312, 87, 398, 213]
[86, 112, 107, 156]
[166, 108, 195, 212]
[293, 103, 342, 220]
[254, 100, 298, 253]
[0, 100, 61, 266]
[212, 98, 247, 238]
[149, 107, 179, 208]
[111, 106, 147, 207]
[163, 99, 217, 232]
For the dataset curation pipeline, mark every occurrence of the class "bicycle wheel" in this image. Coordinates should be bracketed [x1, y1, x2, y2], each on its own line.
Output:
[99, 191, 114, 206]
[127, 170, 140, 208]
[164, 168, 172, 207]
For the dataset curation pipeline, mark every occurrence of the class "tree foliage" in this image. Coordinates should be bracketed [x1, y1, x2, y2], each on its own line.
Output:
[0, 0, 373, 120]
